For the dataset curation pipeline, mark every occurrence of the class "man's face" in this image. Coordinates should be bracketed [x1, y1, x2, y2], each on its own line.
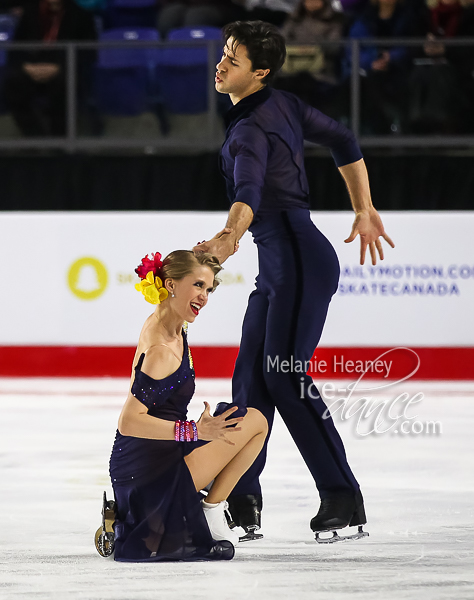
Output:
[215, 37, 266, 97]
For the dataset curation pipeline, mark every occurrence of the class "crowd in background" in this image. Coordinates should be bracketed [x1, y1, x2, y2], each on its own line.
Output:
[0, 0, 473, 136]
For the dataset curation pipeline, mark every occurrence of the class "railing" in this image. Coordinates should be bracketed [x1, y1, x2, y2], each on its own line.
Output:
[0, 37, 473, 151]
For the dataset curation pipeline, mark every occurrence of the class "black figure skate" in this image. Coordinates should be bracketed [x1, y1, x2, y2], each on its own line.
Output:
[227, 494, 264, 542]
[310, 489, 369, 544]
[94, 491, 116, 557]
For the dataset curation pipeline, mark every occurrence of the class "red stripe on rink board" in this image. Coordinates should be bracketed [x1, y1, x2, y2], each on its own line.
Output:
[0, 346, 473, 379]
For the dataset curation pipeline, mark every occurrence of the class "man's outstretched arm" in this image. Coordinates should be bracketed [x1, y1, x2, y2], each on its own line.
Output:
[339, 158, 395, 265]
[193, 202, 254, 264]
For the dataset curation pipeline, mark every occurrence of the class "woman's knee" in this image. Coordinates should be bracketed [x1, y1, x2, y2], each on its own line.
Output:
[245, 407, 268, 435]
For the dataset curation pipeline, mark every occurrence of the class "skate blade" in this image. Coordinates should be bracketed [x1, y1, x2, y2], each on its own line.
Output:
[95, 528, 115, 557]
[239, 531, 264, 542]
[95, 491, 116, 557]
[315, 526, 369, 544]
[239, 525, 263, 542]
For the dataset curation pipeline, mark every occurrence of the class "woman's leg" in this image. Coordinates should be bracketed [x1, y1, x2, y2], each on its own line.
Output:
[184, 408, 268, 502]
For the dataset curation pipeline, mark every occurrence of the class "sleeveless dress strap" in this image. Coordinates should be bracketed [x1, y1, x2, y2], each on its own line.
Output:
[136, 353, 145, 370]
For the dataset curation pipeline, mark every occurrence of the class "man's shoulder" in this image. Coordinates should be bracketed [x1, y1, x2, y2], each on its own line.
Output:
[227, 89, 306, 150]
[258, 88, 305, 122]
[229, 117, 269, 150]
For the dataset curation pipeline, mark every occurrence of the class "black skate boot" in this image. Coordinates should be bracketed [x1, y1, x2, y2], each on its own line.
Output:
[227, 494, 264, 542]
[310, 489, 369, 544]
[94, 491, 116, 557]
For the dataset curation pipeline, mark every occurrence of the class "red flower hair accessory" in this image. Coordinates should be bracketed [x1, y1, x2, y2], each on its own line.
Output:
[135, 252, 169, 305]
[135, 252, 163, 280]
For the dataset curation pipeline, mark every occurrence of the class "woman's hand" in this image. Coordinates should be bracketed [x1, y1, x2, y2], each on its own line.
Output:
[196, 402, 243, 446]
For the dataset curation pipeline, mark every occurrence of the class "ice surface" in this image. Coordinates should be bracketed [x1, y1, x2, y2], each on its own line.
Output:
[0, 377, 473, 600]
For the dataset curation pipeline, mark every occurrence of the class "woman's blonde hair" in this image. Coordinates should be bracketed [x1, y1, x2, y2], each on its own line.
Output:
[161, 250, 222, 292]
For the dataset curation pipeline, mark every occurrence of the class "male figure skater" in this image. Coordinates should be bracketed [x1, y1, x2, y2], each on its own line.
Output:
[194, 21, 394, 542]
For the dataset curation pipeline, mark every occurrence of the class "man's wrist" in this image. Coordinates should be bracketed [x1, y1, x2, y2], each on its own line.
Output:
[354, 206, 374, 215]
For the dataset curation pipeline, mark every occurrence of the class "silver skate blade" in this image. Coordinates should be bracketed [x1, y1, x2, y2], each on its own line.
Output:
[239, 531, 264, 542]
[315, 526, 369, 544]
[239, 526, 264, 542]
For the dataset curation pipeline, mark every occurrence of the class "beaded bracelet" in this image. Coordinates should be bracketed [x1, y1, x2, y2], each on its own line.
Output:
[174, 420, 198, 442]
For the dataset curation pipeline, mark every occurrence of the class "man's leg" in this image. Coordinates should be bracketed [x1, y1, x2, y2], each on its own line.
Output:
[257, 211, 365, 536]
[231, 286, 275, 497]
[261, 213, 359, 497]
[227, 286, 275, 535]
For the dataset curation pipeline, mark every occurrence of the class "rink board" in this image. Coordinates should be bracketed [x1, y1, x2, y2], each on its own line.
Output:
[0, 211, 473, 378]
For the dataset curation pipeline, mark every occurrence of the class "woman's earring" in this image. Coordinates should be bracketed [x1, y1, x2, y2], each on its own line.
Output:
[171, 292, 175, 298]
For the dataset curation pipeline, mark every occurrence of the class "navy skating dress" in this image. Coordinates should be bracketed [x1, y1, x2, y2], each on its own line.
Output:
[109, 331, 234, 562]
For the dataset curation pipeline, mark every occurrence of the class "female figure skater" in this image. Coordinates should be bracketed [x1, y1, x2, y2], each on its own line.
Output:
[194, 21, 394, 542]
[103, 249, 268, 561]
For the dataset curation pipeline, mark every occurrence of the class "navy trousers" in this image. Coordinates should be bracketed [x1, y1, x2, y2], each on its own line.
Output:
[231, 208, 360, 500]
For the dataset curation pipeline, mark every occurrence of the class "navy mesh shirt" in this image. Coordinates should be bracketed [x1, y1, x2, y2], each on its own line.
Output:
[220, 86, 363, 219]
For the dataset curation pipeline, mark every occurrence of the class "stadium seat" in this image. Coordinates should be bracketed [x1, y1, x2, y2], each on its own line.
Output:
[0, 14, 18, 113]
[158, 26, 223, 114]
[94, 28, 163, 117]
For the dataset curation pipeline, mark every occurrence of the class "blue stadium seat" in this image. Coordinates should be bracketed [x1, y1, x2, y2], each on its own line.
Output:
[0, 14, 18, 113]
[158, 26, 223, 114]
[94, 27, 162, 116]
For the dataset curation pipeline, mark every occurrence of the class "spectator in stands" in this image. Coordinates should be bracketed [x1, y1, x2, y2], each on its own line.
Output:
[407, 0, 471, 133]
[5, 0, 96, 137]
[335, 0, 368, 19]
[157, 0, 246, 38]
[73, 0, 106, 10]
[243, 0, 299, 26]
[0, 0, 34, 13]
[274, 0, 346, 117]
[457, 0, 474, 131]
[343, 0, 415, 133]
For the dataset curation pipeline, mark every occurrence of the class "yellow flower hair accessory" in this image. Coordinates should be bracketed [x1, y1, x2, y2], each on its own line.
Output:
[135, 252, 169, 304]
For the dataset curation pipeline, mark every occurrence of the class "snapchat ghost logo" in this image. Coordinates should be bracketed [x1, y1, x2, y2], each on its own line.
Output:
[67, 257, 108, 300]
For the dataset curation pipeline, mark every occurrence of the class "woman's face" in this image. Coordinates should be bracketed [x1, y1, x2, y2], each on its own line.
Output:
[168, 265, 215, 323]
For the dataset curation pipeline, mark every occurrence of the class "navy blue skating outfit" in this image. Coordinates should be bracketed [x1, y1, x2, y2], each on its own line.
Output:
[109, 331, 234, 562]
[220, 86, 362, 500]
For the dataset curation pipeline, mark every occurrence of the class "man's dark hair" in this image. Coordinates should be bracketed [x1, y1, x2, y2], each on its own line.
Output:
[222, 21, 286, 85]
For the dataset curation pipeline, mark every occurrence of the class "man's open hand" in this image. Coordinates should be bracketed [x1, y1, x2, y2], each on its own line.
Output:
[345, 208, 395, 265]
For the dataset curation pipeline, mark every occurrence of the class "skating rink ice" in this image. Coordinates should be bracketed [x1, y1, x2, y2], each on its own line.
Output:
[1, 376, 473, 600]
